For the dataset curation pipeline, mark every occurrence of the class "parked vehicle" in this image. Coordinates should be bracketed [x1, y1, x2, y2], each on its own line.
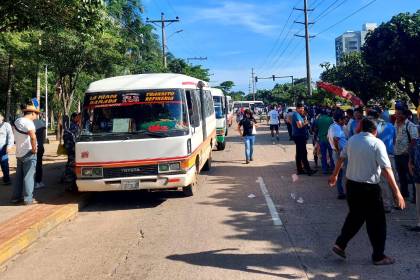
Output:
[211, 88, 228, 150]
[75, 73, 216, 196]
[226, 95, 234, 127]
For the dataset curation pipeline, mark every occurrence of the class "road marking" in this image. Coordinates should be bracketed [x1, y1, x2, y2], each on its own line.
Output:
[256, 177, 283, 226]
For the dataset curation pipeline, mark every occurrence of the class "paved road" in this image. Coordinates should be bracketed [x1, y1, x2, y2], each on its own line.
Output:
[1, 125, 419, 279]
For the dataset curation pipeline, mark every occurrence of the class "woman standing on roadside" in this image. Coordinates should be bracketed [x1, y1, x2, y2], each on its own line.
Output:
[237, 109, 257, 164]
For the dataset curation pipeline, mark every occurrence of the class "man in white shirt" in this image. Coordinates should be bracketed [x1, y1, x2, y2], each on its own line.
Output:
[329, 118, 405, 265]
[267, 105, 280, 144]
[11, 103, 40, 205]
[327, 112, 347, 199]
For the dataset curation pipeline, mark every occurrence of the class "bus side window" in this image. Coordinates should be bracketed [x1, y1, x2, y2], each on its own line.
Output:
[186, 90, 201, 127]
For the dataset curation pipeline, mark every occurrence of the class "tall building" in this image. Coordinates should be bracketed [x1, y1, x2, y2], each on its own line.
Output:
[335, 23, 377, 65]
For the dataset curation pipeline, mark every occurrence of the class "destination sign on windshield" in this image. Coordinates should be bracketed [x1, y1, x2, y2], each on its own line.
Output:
[85, 91, 178, 107]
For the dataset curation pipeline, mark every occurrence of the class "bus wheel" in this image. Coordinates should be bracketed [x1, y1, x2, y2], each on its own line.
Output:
[217, 141, 226, 151]
[183, 164, 198, 196]
[202, 151, 212, 171]
[225, 128, 228, 136]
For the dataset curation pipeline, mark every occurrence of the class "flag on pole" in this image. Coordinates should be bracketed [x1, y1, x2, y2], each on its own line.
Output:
[316, 82, 364, 107]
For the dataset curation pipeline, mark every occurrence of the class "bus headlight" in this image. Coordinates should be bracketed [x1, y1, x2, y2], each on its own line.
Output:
[159, 162, 181, 173]
[81, 167, 103, 178]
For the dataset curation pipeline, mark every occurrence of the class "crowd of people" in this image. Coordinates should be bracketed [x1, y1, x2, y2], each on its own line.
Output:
[236, 101, 419, 265]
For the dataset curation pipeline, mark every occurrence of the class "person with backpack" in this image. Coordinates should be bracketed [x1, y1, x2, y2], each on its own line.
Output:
[11, 103, 40, 205]
[394, 108, 418, 200]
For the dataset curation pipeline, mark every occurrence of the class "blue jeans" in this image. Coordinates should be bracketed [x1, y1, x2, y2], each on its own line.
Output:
[244, 136, 255, 161]
[12, 152, 37, 203]
[0, 145, 10, 183]
[320, 140, 334, 174]
[333, 151, 345, 196]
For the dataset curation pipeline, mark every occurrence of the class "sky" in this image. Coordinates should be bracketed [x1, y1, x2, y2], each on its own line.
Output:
[142, 0, 419, 94]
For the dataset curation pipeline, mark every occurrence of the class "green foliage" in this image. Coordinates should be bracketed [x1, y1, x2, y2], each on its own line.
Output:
[167, 57, 210, 81]
[363, 10, 420, 106]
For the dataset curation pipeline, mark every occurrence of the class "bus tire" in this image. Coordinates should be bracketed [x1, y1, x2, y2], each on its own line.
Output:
[225, 128, 228, 136]
[183, 163, 199, 196]
[202, 151, 212, 171]
[217, 141, 226, 151]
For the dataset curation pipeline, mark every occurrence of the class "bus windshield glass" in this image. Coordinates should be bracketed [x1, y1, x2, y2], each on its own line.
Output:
[212, 96, 224, 119]
[80, 90, 189, 140]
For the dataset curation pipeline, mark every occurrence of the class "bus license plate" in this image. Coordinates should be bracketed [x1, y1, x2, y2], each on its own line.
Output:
[121, 180, 140, 190]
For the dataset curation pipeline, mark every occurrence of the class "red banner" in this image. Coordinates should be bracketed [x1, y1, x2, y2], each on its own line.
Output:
[316, 82, 364, 107]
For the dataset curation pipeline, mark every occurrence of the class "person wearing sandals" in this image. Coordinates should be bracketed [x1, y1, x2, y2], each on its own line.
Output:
[328, 118, 406, 265]
[11, 103, 40, 205]
[237, 109, 257, 164]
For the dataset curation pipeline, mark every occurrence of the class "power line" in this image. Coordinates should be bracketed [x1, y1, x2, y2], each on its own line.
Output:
[315, 0, 377, 36]
[312, 0, 342, 21]
[313, 0, 350, 22]
[257, 0, 300, 71]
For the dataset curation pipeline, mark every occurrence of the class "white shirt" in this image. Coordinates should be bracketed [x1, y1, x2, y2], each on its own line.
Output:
[268, 110, 280, 125]
[328, 123, 347, 151]
[14, 117, 36, 158]
[341, 132, 391, 184]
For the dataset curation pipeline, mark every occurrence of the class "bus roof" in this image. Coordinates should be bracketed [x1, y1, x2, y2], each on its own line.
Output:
[210, 88, 224, 97]
[86, 73, 209, 93]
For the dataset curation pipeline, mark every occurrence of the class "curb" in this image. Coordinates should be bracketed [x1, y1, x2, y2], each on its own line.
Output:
[0, 194, 91, 266]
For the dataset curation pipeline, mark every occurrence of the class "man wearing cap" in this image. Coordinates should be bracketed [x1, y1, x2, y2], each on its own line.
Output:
[11, 103, 39, 205]
[0, 113, 14, 185]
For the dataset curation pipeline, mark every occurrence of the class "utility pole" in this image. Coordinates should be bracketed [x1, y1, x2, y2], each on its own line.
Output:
[294, 0, 314, 96]
[251, 68, 256, 101]
[187, 57, 207, 64]
[146, 13, 179, 68]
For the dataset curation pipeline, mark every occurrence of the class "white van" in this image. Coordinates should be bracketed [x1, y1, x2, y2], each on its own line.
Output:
[226, 95, 234, 127]
[75, 73, 216, 196]
[210, 88, 228, 150]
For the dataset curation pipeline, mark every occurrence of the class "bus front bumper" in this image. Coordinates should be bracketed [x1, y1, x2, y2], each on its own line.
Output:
[76, 167, 196, 192]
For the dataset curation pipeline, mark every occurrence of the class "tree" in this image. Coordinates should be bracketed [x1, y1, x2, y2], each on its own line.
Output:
[167, 57, 210, 81]
[216, 81, 235, 94]
[363, 10, 420, 107]
[0, 0, 104, 33]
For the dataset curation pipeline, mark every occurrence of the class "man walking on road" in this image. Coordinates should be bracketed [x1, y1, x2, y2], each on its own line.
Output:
[267, 105, 280, 144]
[292, 104, 316, 176]
[329, 118, 405, 265]
[0, 113, 14, 185]
[11, 103, 40, 205]
[237, 109, 257, 164]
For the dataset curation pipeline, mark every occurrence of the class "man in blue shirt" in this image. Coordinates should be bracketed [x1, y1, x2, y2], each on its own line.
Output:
[292, 104, 316, 175]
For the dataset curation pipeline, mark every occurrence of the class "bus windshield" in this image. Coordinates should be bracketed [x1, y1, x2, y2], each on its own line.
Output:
[212, 96, 224, 119]
[80, 90, 189, 140]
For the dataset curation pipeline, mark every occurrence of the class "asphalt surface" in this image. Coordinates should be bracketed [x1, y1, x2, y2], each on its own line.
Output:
[1, 124, 419, 280]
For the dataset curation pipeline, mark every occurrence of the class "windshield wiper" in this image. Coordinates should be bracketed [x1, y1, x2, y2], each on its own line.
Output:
[143, 131, 169, 138]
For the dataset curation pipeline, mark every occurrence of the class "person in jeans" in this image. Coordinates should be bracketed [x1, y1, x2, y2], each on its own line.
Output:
[11, 103, 39, 205]
[34, 116, 46, 189]
[394, 108, 418, 199]
[329, 118, 405, 265]
[327, 112, 347, 199]
[292, 104, 316, 176]
[0, 113, 14, 185]
[237, 109, 257, 164]
[267, 105, 280, 144]
[313, 109, 334, 174]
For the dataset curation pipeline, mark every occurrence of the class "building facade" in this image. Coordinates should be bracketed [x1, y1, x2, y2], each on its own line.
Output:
[335, 23, 377, 65]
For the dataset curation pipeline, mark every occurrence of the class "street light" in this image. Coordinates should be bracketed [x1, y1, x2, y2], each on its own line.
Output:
[167, 29, 184, 40]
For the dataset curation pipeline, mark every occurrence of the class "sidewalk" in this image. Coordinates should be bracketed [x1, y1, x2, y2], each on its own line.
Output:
[0, 139, 89, 265]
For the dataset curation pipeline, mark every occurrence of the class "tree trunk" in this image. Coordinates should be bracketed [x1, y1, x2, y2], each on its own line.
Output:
[5, 55, 14, 121]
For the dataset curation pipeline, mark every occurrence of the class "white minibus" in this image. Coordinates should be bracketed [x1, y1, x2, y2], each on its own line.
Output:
[75, 73, 216, 196]
[210, 88, 227, 150]
[226, 95, 234, 127]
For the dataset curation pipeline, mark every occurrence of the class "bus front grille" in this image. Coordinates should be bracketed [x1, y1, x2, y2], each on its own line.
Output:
[103, 165, 158, 178]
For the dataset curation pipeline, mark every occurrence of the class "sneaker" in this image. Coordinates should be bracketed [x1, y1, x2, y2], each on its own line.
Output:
[24, 199, 40, 205]
[306, 169, 318, 176]
[35, 182, 46, 189]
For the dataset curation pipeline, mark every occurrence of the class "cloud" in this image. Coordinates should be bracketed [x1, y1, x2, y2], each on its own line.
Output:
[189, 1, 280, 36]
